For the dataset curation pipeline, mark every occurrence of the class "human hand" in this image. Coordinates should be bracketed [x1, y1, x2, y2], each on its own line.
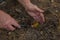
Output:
[0, 10, 20, 31]
[25, 4, 45, 24]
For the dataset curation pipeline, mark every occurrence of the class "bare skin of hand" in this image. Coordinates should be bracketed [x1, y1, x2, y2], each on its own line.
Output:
[18, 0, 45, 24]
[25, 4, 45, 24]
[0, 10, 20, 31]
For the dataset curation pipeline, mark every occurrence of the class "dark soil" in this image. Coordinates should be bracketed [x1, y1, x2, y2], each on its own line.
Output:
[0, 0, 60, 40]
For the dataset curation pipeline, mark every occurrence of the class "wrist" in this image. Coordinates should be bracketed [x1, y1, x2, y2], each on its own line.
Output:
[18, 0, 31, 8]
[24, 3, 32, 8]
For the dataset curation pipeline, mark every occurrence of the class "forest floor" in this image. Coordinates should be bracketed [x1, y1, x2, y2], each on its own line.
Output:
[0, 0, 60, 40]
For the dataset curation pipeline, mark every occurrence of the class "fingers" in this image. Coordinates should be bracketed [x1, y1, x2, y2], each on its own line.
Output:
[7, 25, 15, 31]
[4, 24, 15, 31]
[4, 21, 20, 31]
[11, 19, 21, 28]
[12, 21, 21, 28]
[35, 6, 45, 24]
[35, 11, 45, 24]
[27, 11, 36, 17]
[27, 10, 45, 24]
[3, 19, 21, 31]
[27, 11, 41, 22]
[38, 13, 45, 24]
[35, 6, 44, 13]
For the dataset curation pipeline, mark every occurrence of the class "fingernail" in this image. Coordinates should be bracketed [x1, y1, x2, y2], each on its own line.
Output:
[18, 25, 21, 28]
